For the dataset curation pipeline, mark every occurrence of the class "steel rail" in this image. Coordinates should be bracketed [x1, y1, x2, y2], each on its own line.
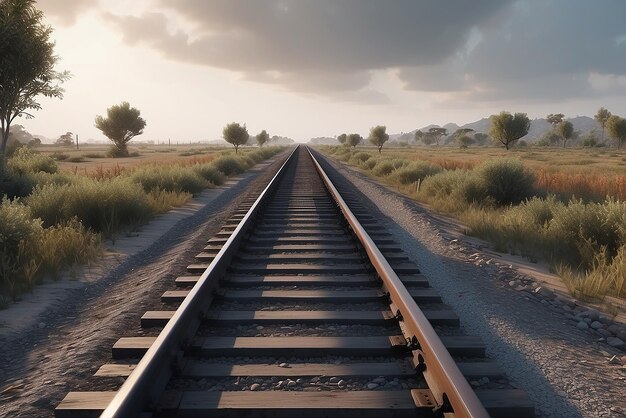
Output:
[100, 146, 299, 418]
[307, 146, 490, 418]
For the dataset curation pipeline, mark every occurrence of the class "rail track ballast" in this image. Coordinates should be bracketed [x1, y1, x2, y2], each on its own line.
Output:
[56, 146, 534, 418]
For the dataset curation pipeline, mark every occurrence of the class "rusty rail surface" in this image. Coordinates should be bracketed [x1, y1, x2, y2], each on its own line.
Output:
[100, 146, 298, 418]
[308, 147, 490, 418]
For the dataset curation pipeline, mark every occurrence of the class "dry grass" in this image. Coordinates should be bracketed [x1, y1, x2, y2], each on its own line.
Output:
[321, 145, 626, 300]
[1, 145, 285, 301]
[327, 145, 626, 203]
[535, 170, 626, 202]
[36, 143, 231, 176]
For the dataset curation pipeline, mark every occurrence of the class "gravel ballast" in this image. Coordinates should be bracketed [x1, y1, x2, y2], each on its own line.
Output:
[317, 152, 626, 418]
[0, 153, 289, 418]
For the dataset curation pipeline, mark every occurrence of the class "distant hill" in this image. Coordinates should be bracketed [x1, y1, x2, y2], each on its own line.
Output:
[389, 115, 599, 145]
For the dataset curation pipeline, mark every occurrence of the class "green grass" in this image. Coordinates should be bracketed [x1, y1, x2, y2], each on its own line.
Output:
[130, 165, 208, 194]
[0, 146, 285, 301]
[321, 145, 626, 301]
[0, 199, 101, 298]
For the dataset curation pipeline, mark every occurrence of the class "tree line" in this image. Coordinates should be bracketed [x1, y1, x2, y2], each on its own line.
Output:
[335, 108, 626, 152]
[2, 0, 626, 159]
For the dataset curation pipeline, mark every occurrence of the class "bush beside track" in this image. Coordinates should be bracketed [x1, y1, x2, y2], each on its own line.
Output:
[321, 146, 626, 301]
[0, 146, 285, 303]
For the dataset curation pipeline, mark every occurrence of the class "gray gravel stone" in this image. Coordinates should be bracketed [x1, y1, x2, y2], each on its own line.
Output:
[319, 154, 626, 418]
[607, 337, 625, 348]
[576, 321, 589, 330]
[534, 286, 555, 300]
[590, 321, 603, 330]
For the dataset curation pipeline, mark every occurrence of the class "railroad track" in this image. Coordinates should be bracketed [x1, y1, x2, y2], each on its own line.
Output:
[56, 146, 534, 418]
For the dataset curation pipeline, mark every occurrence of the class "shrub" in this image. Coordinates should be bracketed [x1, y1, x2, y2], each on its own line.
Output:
[37, 218, 101, 280]
[26, 177, 154, 235]
[50, 152, 69, 161]
[0, 198, 101, 298]
[372, 161, 395, 176]
[559, 244, 626, 300]
[362, 159, 377, 170]
[146, 190, 192, 213]
[420, 169, 486, 209]
[390, 158, 409, 169]
[546, 199, 626, 266]
[0, 198, 42, 297]
[193, 164, 225, 185]
[130, 165, 207, 194]
[505, 196, 560, 227]
[392, 161, 441, 185]
[475, 159, 535, 205]
[0, 163, 37, 198]
[0, 198, 42, 263]
[334, 148, 354, 162]
[107, 146, 129, 158]
[7, 148, 58, 175]
[351, 152, 372, 164]
[83, 152, 105, 158]
[238, 155, 256, 169]
[212, 156, 247, 176]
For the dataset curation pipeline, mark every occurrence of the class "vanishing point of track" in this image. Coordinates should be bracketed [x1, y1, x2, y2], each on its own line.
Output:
[56, 146, 534, 418]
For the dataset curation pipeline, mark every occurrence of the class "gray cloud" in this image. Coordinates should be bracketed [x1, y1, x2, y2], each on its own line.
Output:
[104, 0, 626, 103]
[38, 0, 99, 25]
[400, 0, 626, 101]
[104, 0, 513, 101]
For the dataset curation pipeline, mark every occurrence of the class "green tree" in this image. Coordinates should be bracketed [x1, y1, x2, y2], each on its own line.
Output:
[606, 115, 626, 149]
[222, 122, 249, 153]
[473, 132, 489, 145]
[427, 127, 447, 146]
[595, 107, 612, 144]
[56, 131, 74, 146]
[489, 111, 530, 150]
[95, 102, 146, 157]
[451, 128, 474, 148]
[555, 120, 574, 148]
[546, 113, 564, 128]
[413, 130, 425, 144]
[368, 125, 389, 153]
[0, 0, 70, 158]
[537, 131, 561, 147]
[256, 129, 269, 147]
[346, 133, 362, 148]
[581, 130, 599, 148]
[337, 133, 347, 145]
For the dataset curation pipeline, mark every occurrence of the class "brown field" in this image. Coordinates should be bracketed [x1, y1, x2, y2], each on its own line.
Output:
[354, 145, 626, 201]
[36, 143, 237, 175]
[322, 144, 626, 301]
[362, 145, 626, 174]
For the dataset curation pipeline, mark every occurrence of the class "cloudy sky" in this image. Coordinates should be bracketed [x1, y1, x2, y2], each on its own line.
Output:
[22, 0, 626, 142]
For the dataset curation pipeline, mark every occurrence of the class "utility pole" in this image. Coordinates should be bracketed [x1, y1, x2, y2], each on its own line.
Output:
[76, 134, 79, 150]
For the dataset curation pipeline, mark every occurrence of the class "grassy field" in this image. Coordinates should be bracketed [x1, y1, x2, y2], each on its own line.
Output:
[320, 145, 626, 302]
[35, 143, 236, 175]
[348, 145, 626, 201]
[0, 144, 284, 305]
